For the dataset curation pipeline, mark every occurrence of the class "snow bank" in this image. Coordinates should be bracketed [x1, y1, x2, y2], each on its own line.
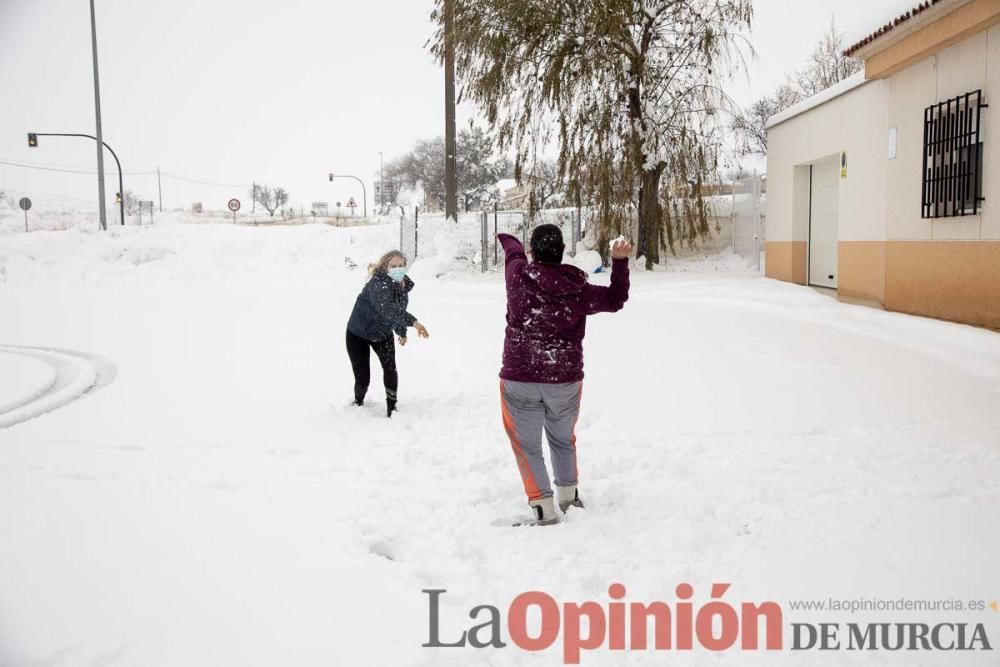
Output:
[1, 218, 999, 665]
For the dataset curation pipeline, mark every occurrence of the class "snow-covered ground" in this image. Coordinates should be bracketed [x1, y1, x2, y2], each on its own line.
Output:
[1, 218, 998, 665]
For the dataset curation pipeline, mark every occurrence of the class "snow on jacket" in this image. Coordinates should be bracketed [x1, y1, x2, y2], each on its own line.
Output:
[347, 270, 417, 342]
[498, 233, 629, 383]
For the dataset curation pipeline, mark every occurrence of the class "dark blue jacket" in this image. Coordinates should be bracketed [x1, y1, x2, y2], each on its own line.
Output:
[347, 270, 417, 341]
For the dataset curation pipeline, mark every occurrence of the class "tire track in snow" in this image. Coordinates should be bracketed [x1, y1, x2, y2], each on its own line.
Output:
[0, 345, 117, 429]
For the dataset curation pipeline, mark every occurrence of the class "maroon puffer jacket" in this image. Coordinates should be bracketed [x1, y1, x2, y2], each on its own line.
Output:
[497, 233, 629, 383]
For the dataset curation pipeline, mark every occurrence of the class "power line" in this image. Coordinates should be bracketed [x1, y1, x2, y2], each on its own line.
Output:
[0, 159, 251, 187]
[157, 171, 251, 188]
[0, 159, 153, 176]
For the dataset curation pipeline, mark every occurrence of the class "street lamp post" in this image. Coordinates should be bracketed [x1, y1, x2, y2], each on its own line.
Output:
[89, 0, 108, 231]
[378, 151, 384, 215]
[28, 132, 125, 226]
[328, 173, 367, 218]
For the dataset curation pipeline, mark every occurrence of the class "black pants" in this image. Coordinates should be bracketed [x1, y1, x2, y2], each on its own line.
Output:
[346, 329, 398, 402]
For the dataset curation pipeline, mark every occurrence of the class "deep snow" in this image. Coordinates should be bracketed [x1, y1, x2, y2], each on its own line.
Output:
[1, 217, 998, 666]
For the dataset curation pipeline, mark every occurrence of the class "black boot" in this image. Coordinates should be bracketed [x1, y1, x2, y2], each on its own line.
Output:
[386, 389, 397, 418]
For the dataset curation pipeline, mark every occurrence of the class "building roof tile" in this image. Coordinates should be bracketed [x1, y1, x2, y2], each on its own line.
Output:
[843, 0, 944, 56]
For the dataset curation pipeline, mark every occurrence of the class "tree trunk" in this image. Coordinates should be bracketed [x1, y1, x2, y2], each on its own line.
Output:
[443, 0, 458, 222]
[638, 169, 661, 268]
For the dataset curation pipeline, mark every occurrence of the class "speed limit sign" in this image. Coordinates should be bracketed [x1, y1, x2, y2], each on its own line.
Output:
[227, 198, 241, 224]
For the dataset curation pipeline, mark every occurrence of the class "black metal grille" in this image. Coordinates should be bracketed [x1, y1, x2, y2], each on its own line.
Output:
[922, 90, 986, 218]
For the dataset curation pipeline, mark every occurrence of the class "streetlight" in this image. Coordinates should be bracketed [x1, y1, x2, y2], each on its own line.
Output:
[27, 131, 125, 227]
[378, 151, 384, 215]
[89, 0, 108, 231]
[328, 173, 367, 218]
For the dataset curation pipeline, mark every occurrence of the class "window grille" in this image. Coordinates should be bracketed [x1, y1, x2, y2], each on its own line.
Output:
[922, 90, 987, 218]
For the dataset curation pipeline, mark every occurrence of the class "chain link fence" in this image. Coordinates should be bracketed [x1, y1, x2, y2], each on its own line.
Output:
[480, 207, 582, 272]
[730, 173, 765, 270]
[399, 208, 418, 262]
[396, 180, 762, 271]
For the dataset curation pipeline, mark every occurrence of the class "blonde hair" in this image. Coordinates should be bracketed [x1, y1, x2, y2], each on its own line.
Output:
[368, 250, 407, 277]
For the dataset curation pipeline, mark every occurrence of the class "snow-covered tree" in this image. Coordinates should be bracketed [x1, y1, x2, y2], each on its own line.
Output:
[733, 19, 860, 156]
[250, 184, 289, 217]
[391, 125, 510, 212]
[123, 190, 140, 216]
[431, 0, 752, 267]
[731, 83, 802, 156]
[798, 20, 863, 97]
[528, 158, 563, 215]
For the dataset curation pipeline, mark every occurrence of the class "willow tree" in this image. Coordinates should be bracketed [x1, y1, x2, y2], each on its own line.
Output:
[431, 0, 752, 266]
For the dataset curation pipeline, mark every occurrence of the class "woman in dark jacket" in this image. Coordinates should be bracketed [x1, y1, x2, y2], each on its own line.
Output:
[346, 250, 429, 416]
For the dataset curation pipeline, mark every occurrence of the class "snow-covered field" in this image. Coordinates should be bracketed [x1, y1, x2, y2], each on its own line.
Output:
[1, 218, 998, 666]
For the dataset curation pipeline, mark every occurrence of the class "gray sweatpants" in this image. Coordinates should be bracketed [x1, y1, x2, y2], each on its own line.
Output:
[500, 379, 583, 500]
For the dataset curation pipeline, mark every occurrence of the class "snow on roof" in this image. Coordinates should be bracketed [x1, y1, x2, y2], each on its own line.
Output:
[765, 71, 868, 130]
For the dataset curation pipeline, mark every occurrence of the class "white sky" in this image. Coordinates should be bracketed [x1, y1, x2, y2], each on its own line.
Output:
[0, 0, 917, 211]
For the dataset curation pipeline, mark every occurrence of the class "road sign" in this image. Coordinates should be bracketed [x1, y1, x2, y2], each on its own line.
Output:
[347, 197, 356, 207]
[27, 133, 37, 147]
[19, 197, 31, 233]
[139, 200, 154, 225]
[228, 198, 241, 224]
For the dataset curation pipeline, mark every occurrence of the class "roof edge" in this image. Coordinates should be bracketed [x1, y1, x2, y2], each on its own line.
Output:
[844, 0, 970, 59]
[765, 72, 869, 130]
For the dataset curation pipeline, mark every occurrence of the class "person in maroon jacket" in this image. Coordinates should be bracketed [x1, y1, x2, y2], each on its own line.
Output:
[497, 224, 631, 525]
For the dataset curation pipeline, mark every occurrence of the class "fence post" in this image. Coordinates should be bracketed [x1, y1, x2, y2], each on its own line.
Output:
[731, 178, 736, 255]
[571, 207, 579, 257]
[753, 172, 761, 272]
[481, 211, 488, 273]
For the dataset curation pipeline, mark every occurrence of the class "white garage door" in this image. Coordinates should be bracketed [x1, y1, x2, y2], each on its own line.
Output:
[809, 160, 839, 288]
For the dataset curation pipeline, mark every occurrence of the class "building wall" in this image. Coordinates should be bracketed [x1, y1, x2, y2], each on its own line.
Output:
[766, 22, 1000, 329]
[765, 79, 889, 291]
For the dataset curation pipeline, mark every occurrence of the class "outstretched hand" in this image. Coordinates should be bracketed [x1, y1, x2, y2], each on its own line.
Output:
[414, 321, 430, 339]
[398, 336, 407, 346]
[610, 236, 633, 260]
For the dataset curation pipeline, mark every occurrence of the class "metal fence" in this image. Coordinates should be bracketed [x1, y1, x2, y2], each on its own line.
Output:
[699, 172, 766, 269]
[399, 207, 418, 262]
[480, 207, 582, 272]
[730, 172, 765, 270]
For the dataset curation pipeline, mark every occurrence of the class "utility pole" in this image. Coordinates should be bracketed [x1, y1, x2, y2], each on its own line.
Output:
[444, 0, 458, 222]
[157, 166, 163, 212]
[89, 0, 107, 231]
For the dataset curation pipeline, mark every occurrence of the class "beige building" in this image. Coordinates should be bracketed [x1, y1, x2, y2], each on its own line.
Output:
[765, 0, 1000, 329]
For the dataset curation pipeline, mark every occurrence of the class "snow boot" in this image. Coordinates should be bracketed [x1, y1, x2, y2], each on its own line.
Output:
[556, 484, 584, 512]
[353, 397, 364, 407]
[528, 496, 560, 525]
[386, 389, 397, 418]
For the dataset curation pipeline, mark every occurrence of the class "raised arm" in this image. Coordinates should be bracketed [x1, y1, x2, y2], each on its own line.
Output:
[497, 233, 527, 284]
[584, 256, 630, 314]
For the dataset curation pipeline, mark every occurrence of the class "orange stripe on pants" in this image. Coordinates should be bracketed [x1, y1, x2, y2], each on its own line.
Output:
[500, 380, 543, 500]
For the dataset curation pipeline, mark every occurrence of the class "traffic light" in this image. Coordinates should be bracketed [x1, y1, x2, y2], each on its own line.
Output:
[27, 133, 37, 147]
[329, 173, 334, 181]
[115, 192, 122, 204]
